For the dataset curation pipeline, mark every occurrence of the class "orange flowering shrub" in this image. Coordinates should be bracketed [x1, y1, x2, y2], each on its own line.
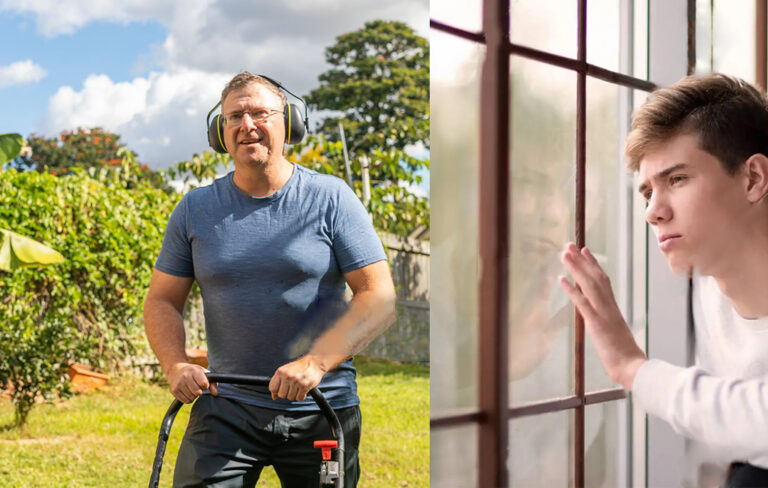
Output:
[21, 128, 125, 175]
[16, 128, 168, 191]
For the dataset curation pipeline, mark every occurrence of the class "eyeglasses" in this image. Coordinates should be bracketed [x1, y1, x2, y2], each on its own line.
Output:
[222, 109, 282, 126]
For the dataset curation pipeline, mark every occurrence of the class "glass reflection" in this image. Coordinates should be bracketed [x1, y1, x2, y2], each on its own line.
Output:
[510, 0, 578, 60]
[430, 30, 484, 414]
[509, 410, 573, 487]
[585, 400, 627, 488]
[509, 57, 576, 405]
[431, 424, 478, 487]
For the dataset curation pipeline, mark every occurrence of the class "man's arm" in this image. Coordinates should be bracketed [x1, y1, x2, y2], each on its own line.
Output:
[633, 359, 768, 458]
[269, 260, 397, 401]
[558, 242, 647, 390]
[560, 243, 768, 456]
[144, 268, 217, 403]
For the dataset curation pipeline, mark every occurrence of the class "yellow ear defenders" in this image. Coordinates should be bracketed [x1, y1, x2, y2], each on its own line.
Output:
[206, 75, 309, 153]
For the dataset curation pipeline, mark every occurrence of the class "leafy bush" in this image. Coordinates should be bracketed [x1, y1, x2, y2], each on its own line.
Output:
[9, 128, 169, 191]
[287, 135, 429, 236]
[165, 150, 232, 188]
[18, 128, 124, 173]
[0, 168, 179, 426]
[0, 133, 24, 168]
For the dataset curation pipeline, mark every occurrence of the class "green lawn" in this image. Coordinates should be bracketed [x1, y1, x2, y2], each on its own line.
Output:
[0, 356, 429, 487]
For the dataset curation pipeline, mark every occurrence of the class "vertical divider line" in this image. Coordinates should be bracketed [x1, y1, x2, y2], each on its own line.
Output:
[756, 0, 767, 91]
[478, 0, 511, 486]
[618, 1, 636, 486]
[575, 0, 587, 487]
[687, 0, 696, 75]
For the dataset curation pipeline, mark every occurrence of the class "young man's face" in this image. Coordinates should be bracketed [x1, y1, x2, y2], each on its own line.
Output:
[638, 133, 751, 276]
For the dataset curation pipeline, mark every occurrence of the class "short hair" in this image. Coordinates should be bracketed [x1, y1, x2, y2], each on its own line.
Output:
[220, 71, 287, 108]
[625, 73, 768, 174]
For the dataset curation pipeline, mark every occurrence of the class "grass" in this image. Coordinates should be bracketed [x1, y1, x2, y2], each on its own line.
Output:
[0, 356, 429, 487]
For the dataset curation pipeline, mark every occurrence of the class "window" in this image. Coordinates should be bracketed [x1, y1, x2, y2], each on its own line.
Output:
[432, 1, 768, 487]
[431, 1, 653, 486]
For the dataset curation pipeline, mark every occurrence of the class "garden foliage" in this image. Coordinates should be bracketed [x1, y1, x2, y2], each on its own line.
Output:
[0, 168, 179, 426]
[306, 20, 429, 154]
[286, 135, 429, 236]
[0, 18, 430, 429]
[16, 128, 125, 173]
[0, 133, 24, 168]
[9, 128, 168, 190]
[304, 20, 430, 237]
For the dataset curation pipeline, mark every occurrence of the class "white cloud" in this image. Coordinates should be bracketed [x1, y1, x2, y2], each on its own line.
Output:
[44, 69, 231, 168]
[0, 60, 47, 89]
[0, 0, 174, 36]
[9, 0, 428, 167]
[402, 181, 428, 199]
[2, 0, 427, 93]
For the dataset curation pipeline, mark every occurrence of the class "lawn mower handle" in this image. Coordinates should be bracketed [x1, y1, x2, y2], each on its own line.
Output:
[148, 373, 345, 488]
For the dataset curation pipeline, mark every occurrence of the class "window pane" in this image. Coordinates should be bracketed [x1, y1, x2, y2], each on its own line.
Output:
[631, 89, 650, 359]
[634, 0, 649, 81]
[509, 57, 576, 406]
[685, 441, 729, 487]
[510, 0, 578, 60]
[430, 0, 482, 34]
[584, 82, 651, 392]
[431, 424, 478, 487]
[587, 0, 649, 78]
[430, 29, 484, 414]
[695, 0, 714, 74]
[587, 0, 621, 72]
[713, 0, 756, 82]
[585, 77, 625, 391]
[585, 399, 628, 488]
[509, 410, 573, 487]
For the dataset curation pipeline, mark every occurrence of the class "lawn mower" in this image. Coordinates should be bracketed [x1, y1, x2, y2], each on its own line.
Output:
[148, 373, 344, 488]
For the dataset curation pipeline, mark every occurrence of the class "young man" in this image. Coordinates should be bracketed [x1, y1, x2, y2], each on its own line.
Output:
[144, 72, 396, 487]
[559, 74, 768, 487]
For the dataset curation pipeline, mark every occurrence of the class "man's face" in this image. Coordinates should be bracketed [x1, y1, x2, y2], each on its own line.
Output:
[221, 83, 285, 166]
[638, 133, 750, 275]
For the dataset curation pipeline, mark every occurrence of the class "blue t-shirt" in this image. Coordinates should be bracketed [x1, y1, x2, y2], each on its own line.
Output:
[155, 164, 387, 410]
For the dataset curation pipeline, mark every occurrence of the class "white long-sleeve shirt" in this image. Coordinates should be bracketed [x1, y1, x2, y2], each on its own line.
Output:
[632, 271, 768, 468]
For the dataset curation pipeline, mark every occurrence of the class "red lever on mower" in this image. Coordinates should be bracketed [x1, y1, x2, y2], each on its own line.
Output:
[314, 440, 338, 461]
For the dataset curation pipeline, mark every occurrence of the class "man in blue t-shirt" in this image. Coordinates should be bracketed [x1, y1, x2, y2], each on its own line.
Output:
[144, 72, 396, 487]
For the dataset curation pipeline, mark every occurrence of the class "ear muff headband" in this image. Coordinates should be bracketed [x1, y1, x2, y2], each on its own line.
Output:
[207, 103, 227, 153]
[206, 75, 309, 153]
[286, 104, 292, 142]
[216, 114, 227, 152]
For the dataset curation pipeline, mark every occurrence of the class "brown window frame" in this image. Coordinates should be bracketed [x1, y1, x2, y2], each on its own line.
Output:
[432, 1, 768, 486]
[430, 0, 654, 486]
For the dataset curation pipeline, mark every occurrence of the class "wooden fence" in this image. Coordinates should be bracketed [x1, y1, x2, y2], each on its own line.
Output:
[361, 232, 430, 364]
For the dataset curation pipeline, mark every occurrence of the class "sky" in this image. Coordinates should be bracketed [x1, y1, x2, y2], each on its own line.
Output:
[0, 0, 429, 193]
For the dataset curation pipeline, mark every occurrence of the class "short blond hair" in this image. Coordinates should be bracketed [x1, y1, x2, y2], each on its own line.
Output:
[625, 73, 768, 174]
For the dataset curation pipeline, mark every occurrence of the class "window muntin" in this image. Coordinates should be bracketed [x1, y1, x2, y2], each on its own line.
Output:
[431, 0, 658, 485]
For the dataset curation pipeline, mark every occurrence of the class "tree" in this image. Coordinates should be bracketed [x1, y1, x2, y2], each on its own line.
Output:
[18, 127, 124, 174]
[10, 127, 170, 191]
[287, 135, 429, 236]
[306, 20, 429, 154]
[302, 20, 430, 238]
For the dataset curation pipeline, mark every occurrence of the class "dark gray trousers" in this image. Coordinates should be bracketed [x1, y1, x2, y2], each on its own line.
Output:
[725, 462, 768, 488]
[173, 395, 361, 487]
